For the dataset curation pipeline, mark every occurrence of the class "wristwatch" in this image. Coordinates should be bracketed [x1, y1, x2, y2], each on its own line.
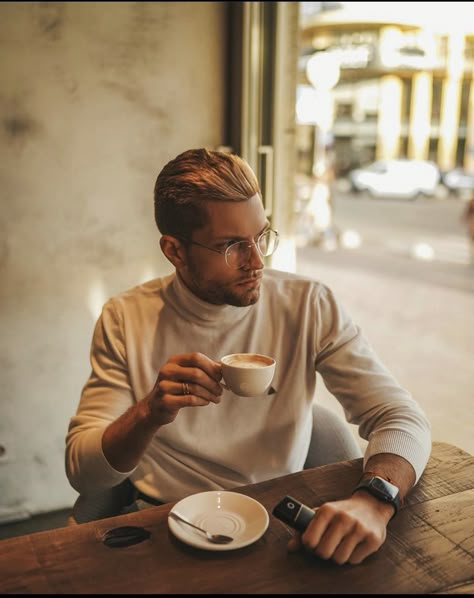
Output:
[353, 475, 401, 518]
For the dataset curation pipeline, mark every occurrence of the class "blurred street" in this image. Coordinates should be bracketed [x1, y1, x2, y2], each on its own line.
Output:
[295, 191, 474, 457]
[296, 190, 473, 290]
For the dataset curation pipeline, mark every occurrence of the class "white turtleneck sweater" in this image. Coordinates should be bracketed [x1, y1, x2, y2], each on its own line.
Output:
[66, 269, 431, 503]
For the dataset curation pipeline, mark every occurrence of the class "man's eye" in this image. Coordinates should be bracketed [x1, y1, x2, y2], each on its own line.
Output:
[220, 240, 239, 250]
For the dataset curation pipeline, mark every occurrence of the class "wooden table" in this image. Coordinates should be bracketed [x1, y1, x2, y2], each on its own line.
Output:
[1, 441, 473, 594]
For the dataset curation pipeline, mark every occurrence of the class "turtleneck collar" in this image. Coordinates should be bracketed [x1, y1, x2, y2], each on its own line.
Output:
[165, 272, 254, 325]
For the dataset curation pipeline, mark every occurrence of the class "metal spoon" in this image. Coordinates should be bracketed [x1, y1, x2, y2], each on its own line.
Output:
[169, 510, 234, 544]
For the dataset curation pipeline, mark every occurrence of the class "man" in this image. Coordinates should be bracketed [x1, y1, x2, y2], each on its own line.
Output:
[66, 148, 431, 565]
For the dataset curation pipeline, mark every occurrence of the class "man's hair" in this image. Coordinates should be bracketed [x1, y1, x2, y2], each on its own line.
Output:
[154, 148, 262, 237]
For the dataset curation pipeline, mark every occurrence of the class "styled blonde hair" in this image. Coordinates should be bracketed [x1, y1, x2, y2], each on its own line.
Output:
[154, 148, 261, 237]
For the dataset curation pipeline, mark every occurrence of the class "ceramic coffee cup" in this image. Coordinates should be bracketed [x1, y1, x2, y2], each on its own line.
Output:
[220, 353, 276, 397]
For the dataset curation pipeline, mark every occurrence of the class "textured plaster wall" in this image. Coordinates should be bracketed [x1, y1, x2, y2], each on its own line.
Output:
[0, 1, 227, 519]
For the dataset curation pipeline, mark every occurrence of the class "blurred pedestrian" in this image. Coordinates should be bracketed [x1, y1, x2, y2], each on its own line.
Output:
[461, 196, 474, 265]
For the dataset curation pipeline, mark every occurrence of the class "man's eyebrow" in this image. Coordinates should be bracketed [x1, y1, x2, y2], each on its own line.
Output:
[213, 223, 271, 242]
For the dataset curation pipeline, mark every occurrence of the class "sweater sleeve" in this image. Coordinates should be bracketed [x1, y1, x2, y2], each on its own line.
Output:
[314, 284, 431, 483]
[65, 299, 137, 494]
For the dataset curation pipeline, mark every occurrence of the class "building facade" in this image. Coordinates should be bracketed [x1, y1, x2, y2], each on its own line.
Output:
[297, 3, 474, 177]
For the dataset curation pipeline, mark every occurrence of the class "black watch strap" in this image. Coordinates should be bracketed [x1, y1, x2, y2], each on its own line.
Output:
[353, 475, 401, 518]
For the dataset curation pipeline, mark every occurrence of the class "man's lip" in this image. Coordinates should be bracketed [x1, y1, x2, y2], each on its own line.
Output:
[237, 276, 262, 286]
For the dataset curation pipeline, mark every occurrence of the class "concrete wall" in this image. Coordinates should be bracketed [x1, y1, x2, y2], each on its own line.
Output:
[0, 1, 228, 520]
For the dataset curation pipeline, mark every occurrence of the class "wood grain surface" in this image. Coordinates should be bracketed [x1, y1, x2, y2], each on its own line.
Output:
[0, 441, 472, 594]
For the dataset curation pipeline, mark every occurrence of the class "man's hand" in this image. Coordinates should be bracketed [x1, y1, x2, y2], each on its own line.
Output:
[287, 491, 393, 565]
[146, 352, 223, 425]
[287, 453, 416, 565]
[102, 352, 223, 473]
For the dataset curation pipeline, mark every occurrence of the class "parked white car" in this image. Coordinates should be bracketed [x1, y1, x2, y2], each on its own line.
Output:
[442, 168, 474, 197]
[349, 159, 440, 199]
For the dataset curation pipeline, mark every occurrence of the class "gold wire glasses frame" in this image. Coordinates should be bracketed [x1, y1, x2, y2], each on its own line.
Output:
[175, 228, 279, 270]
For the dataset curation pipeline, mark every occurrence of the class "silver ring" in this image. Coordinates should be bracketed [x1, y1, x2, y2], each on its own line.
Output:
[182, 382, 190, 396]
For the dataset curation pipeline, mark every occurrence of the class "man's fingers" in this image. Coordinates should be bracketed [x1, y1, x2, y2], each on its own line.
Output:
[328, 533, 362, 565]
[159, 361, 223, 397]
[156, 380, 221, 405]
[167, 352, 222, 380]
[285, 501, 387, 566]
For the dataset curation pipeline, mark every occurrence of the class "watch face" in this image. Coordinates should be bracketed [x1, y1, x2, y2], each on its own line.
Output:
[355, 476, 400, 517]
[369, 477, 397, 500]
[371, 477, 389, 493]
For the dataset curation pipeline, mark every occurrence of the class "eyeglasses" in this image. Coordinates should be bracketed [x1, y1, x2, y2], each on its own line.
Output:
[176, 228, 279, 269]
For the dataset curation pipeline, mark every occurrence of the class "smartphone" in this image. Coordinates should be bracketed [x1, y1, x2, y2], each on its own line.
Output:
[272, 495, 316, 532]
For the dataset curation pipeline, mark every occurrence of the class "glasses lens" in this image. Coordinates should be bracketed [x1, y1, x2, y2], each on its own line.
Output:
[225, 230, 279, 269]
[225, 242, 248, 269]
[258, 230, 279, 256]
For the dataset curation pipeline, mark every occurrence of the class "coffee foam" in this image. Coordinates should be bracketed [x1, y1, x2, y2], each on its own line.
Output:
[224, 354, 272, 368]
[227, 360, 264, 368]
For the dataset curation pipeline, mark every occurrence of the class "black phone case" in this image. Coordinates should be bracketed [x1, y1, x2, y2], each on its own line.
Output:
[272, 495, 315, 531]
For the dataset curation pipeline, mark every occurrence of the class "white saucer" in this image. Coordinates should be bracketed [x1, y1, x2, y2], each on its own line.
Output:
[168, 490, 269, 551]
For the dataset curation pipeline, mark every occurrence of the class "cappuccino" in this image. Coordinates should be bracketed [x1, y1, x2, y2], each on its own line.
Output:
[220, 353, 276, 397]
[224, 355, 272, 368]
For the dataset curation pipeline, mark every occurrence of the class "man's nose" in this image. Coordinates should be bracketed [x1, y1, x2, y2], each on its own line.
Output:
[244, 242, 264, 269]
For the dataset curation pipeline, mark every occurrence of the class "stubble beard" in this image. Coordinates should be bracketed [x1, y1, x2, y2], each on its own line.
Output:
[221, 285, 260, 307]
[186, 271, 261, 307]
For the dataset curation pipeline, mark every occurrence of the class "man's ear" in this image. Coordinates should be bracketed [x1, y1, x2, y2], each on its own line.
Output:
[160, 235, 187, 268]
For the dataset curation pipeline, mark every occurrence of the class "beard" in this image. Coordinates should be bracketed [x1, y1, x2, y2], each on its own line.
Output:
[184, 268, 262, 307]
[218, 281, 261, 306]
